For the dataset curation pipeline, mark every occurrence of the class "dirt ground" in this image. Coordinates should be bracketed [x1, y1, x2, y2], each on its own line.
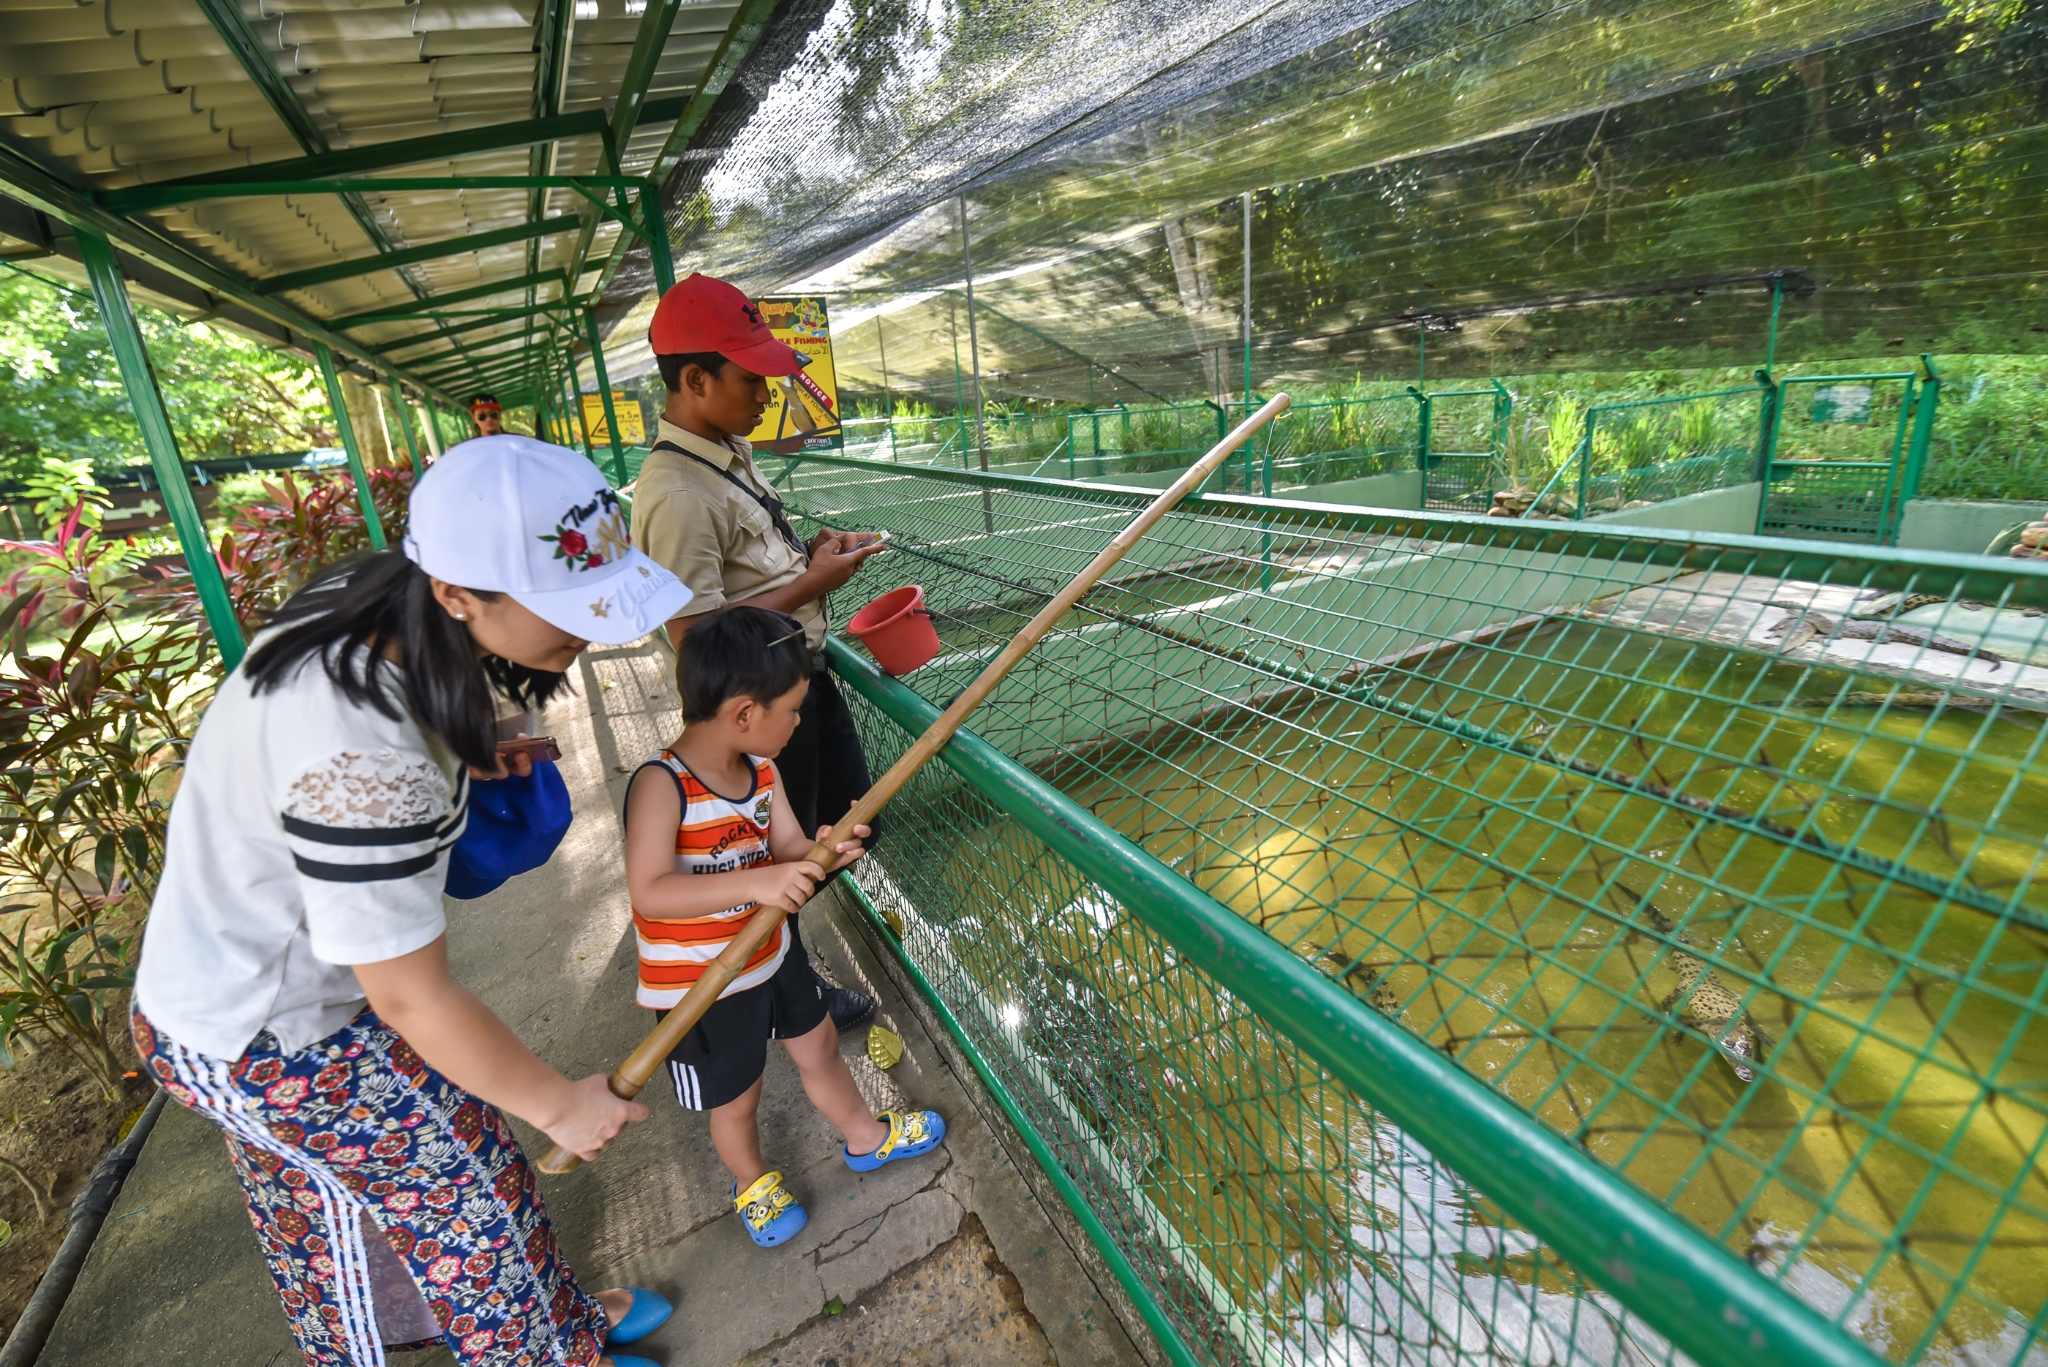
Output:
[0, 998, 154, 1339]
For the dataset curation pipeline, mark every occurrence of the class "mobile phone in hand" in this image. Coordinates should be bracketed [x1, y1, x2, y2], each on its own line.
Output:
[850, 530, 892, 549]
[495, 736, 562, 764]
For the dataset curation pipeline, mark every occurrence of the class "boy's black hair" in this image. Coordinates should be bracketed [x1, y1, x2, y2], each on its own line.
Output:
[244, 551, 570, 773]
[676, 605, 811, 724]
[657, 351, 730, 393]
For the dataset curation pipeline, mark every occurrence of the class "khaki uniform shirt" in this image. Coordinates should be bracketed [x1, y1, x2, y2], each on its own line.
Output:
[630, 418, 827, 651]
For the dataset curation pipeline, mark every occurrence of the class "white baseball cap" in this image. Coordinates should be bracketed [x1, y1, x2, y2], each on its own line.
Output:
[403, 435, 691, 645]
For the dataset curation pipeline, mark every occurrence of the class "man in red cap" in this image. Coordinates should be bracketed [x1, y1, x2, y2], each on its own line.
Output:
[630, 272, 887, 1031]
[468, 393, 504, 438]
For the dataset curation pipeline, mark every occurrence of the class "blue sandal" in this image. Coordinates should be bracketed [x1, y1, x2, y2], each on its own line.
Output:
[843, 1109, 946, 1172]
[733, 1170, 808, 1247]
[607, 1286, 673, 1345]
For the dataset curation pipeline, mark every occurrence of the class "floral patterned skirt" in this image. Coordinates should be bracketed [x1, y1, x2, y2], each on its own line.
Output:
[135, 1007, 607, 1367]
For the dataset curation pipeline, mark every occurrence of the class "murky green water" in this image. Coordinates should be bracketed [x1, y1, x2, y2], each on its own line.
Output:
[876, 618, 2048, 1363]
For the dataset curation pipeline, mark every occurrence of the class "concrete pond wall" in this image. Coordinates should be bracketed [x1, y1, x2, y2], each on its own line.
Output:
[1895, 498, 2048, 556]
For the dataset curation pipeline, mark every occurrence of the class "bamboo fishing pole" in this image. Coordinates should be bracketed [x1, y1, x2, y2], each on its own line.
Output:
[538, 393, 1292, 1175]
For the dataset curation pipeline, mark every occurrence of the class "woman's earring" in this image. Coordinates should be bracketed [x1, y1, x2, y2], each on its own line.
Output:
[455, 613, 467, 621]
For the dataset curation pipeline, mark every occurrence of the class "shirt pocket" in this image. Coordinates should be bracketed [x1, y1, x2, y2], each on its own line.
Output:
[733, 501, 793, 575]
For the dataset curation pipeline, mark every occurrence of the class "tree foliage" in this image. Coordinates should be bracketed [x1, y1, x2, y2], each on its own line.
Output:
[0, 268, 336, 485]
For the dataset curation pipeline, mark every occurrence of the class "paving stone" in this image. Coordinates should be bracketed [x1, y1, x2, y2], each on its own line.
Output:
[817, 1187, 963, 1304]
[744, 1216, 1057, 1367]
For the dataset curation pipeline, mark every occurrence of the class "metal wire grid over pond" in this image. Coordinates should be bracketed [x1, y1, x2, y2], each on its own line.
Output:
[776, 456, 2048, 1367]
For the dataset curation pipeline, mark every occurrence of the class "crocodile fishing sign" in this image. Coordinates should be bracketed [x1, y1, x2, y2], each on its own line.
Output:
[746, 295, 844, 451]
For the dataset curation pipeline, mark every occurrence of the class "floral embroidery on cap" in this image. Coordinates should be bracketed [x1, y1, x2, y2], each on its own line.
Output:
[541, 489, 630, 572]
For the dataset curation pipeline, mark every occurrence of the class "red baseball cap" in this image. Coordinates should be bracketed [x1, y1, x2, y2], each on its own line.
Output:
[648, 273, 807, 377]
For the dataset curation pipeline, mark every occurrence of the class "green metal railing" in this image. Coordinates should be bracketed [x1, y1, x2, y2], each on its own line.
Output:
[1526, 384, 1770, 522]
[772, 452, 2048, 1367]
[1758, 365, 1937, 545]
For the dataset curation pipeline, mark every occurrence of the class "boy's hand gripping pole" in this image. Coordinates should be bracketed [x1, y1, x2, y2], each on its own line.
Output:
[537, 394, 1292, 1176]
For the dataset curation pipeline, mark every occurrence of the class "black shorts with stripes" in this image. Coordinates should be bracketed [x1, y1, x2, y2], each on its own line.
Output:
[659, 931, 831, 1111]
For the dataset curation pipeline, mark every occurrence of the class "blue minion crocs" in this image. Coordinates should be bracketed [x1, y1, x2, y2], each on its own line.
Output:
[606, 1287, 674, 1345]
[733, 1170, 808, 1247]
[843, 1109, 946, 1173]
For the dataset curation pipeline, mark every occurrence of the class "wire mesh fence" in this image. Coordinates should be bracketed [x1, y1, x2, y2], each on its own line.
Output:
[1525, 387, 1770, 522]
[779, 454, 2048, 1367]
[1759, 374, 1921, 544]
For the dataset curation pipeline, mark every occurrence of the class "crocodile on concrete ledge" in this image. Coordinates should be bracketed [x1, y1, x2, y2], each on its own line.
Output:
[1765, 605, 2007, 670]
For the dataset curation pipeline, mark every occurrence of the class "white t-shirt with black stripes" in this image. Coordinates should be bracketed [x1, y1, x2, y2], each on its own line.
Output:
[134, 646, 469, 1061]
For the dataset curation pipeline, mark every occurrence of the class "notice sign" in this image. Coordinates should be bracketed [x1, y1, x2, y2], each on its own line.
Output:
[581, 391, 647, 446]
[1808, 383, 1874, 425]
[746, 296, 843, 450]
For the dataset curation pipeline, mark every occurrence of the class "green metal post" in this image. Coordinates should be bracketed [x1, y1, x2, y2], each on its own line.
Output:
[312, 344, 387, 549]
[583, 309, 628, 485]
[1901, 354, 1942, 509]
[1753, 367, 1783, 535]
[1241, 189, 1254, 402]
[640, 184, 675, 294]
[1408, 385, 1432, 478]
[562, 351, 596, 462]
[386, 376, 423, 478]
[424, 396, 447, 455]
[1577, 405, 1597, 519]
[1764, 275, 1784, 374]
[1418, 324, 1426, 387]
[74, 227, 245, 670]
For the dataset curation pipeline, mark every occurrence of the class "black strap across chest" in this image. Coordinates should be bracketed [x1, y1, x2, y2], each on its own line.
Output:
[653, 439, 808, 559]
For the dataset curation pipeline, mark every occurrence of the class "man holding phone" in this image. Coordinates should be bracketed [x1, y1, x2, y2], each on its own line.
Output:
[629, 273, 889, 1031]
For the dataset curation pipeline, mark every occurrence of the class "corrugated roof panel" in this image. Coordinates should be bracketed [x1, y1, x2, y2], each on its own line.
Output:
[0, 0, 771, 401]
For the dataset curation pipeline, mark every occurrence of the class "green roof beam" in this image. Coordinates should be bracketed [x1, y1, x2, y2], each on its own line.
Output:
[313, 342, 388, 550]
[327, 273, 568, 327]
[189, 0, 477, 371]
[136, 100, 698, 194]
[102, 175, 647, 214]
[562, 0, 695, 302]
[370, 313, 557, 358]
[76, 225, 246, 670]
[584, 0, 780, 305]
[259, 216, 583, 297]
[419, 337, 575, 386]
[0, 143, 460, 406]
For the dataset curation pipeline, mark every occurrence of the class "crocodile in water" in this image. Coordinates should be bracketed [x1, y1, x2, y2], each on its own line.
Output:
[1617, 889, 1771, 1083]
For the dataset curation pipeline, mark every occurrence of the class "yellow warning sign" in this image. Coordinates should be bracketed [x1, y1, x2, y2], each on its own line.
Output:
[746, 296, 843, 451]
[581, 391, 647, 446]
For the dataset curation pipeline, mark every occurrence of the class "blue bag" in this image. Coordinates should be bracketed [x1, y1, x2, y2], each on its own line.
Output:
[445, 761, 573, 899]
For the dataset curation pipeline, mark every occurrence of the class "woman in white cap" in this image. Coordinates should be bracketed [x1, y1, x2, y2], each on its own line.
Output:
[131, 438, 686, 1367]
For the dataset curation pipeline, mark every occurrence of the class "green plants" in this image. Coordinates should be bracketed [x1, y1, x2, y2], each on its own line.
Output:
[21, 456, 110, 534]
[145, 467, 412, 629]
[0, 505, 212, 1097]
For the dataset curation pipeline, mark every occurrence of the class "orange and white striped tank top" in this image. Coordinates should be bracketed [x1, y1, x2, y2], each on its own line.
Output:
[630, 750, 789, 1009]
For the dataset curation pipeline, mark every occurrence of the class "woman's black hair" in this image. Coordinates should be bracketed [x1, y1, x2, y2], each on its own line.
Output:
[657, 351, 729, 392]
[243, 551, 571, 773]
[675, 606, 811, 724]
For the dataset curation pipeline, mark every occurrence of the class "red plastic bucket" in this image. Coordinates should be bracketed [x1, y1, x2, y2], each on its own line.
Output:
[847, 585, 940, 675]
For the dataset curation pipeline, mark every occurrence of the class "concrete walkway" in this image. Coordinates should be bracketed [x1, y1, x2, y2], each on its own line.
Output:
[41, 638, 1149, 1367]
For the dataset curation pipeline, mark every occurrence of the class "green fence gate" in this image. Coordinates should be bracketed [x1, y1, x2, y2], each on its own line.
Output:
[1757, 365, 1937, 544]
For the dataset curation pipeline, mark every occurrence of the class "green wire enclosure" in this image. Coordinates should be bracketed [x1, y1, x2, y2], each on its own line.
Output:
[750, 454, 2048, 1367]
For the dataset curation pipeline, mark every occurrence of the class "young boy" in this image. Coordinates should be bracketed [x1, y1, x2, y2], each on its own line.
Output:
[623, 606, 944, 1247]
[629, 272, 889, 1034]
